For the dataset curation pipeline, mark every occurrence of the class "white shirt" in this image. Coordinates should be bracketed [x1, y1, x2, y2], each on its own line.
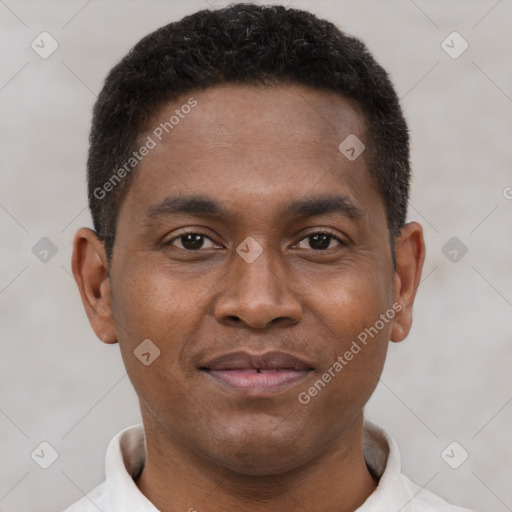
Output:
[64, 421, 474, 512]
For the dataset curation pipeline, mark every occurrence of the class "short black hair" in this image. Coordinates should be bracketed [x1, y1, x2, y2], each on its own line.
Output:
[88, 3, 409, 261]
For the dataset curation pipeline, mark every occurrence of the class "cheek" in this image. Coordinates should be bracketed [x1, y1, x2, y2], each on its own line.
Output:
[112, 264, 202, 337]
[301, 267, 393, 402]
[110, 266, 208, 386]
[110, 270, 204, 423]
[306, 265, 393, 342]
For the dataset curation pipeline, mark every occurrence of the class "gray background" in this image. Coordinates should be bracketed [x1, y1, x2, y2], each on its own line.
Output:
[1, 0, 511, 510]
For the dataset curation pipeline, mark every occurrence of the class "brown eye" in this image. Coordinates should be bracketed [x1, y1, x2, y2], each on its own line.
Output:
[309, 234, 331, 250]
[180, 234, 205, 250]
[168, 233, 220, 251]
[296, 233, 342, 250]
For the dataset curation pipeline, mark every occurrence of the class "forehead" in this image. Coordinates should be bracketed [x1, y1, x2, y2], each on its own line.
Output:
[122, 83, 379, 222]
[159, 83, 364, 140]
[142, 83, 365, 156]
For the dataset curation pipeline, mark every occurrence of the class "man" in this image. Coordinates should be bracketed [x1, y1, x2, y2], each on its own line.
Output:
[67, 4, 473, 511]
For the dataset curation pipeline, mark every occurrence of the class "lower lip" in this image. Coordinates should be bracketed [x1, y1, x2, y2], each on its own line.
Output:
[204, 369, 311, 395]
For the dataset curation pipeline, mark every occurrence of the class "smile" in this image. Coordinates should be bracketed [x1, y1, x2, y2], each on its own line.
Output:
[200, 351, 314, 395]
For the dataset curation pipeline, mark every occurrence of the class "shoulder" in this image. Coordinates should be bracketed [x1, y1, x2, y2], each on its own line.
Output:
[62, 481, 108, 512]
[403, 473, 476, 512]
[362, 420, 476, 512]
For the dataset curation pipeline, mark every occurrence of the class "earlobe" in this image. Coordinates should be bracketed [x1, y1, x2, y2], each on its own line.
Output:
[390, 222, 425, 343]
[71, 228, 118, 344]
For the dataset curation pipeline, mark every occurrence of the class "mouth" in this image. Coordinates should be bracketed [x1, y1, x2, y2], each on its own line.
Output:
[200, 351, 314, 395]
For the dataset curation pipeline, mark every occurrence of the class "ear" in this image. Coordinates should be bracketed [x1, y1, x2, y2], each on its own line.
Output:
[71, 228, 117, 344]
[390, 222, 425, 343]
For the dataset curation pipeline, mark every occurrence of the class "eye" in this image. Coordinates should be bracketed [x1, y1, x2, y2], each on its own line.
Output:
[296, 232, 344, 250]
[167, 233, 221, 251]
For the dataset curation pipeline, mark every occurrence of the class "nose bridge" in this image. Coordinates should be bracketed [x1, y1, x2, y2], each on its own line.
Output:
[213, 242, 302, 328]
[238, 249, 281, 300]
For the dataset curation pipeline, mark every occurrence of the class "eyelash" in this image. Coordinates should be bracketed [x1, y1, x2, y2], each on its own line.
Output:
[295, 231, 347, 250]
[163, 230, 347, 251]
[163, 230, 220, 250]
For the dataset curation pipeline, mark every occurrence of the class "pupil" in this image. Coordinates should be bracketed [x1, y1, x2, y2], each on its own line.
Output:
[310, 234, 330, 250]
[182, 234, 204, 250]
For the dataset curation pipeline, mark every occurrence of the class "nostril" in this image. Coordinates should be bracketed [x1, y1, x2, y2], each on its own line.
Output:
[226, 315, 241, 323]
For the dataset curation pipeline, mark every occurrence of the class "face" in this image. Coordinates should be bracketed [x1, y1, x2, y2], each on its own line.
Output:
[74, 84, 424, 476]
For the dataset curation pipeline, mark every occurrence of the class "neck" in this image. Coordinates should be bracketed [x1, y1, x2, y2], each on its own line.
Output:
[136, 415, 377, 512]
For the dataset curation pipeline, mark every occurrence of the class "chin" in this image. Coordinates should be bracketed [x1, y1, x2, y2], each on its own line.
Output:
[201, 427, 314, 477]
[212, 449, 307, 477]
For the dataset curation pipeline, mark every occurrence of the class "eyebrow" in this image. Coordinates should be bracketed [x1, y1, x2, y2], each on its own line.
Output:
[144, 193, 363, 224]
[145, 195, 228, 220]
[285, 195, 363, 220]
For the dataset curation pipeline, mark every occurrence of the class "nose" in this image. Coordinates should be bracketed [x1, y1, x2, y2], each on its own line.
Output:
[213, 249, 302, 329]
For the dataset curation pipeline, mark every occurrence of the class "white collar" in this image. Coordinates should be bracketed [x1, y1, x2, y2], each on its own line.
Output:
[65, 420, 471, 512]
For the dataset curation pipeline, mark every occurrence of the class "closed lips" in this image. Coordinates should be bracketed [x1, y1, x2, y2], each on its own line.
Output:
[200, 351, 314, 393]
[200, 351, 314, 372]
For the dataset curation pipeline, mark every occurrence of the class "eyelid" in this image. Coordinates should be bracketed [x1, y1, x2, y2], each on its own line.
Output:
[293, 229, 348, 248]
[162, 228, 224, 249]
[161, 228, 348, 251]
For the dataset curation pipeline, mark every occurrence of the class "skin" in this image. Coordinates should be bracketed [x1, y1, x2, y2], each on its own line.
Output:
[72, 83, 425, 512]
